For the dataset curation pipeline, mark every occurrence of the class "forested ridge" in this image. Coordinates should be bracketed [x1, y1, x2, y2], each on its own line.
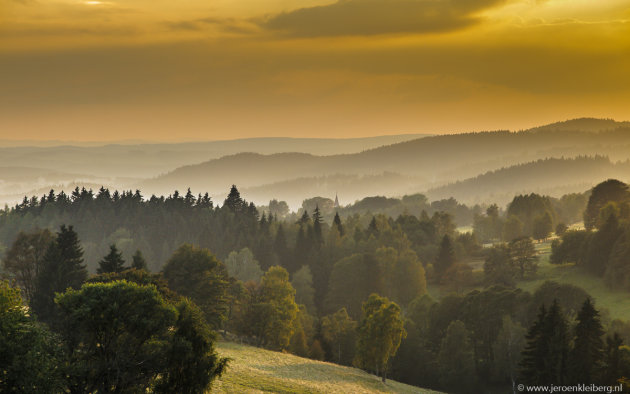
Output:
[3, 180, 630, 393]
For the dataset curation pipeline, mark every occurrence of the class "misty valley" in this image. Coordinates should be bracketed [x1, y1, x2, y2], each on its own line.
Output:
[1, 119, 630, 393]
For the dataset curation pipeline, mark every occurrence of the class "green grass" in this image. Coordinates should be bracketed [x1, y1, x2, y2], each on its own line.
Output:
[516, 239, 630, 322]
[427, 234, 630, 322]
[211, 341, 441, 394]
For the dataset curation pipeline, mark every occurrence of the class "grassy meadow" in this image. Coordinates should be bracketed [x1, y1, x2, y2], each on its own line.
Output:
[516, 240, 630, 322]
[211, 342, 441, 394]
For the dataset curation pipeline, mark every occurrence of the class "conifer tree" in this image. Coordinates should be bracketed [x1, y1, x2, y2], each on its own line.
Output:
[31, 225, 87, 324]
[298, 210, 310, 225]
[544, 300, 570, 385]
[97, 244, 126, 274]
[520, 305, 547, 386]
[131, 250, 148, 270]
[312, 206, 323, 245]
[333, 212, 344, 236]
[224, 185, 243, 213]
[520, 300, 570, 386]
[568, 298, 604, 384]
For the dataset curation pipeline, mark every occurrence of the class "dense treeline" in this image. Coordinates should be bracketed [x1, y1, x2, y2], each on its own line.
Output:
[3, 181, 630, 392]
[474, 191, 589, 242]
[551, 179, 630, 290]
[392, 281, 630, 393]
[0, 186, 479, 273]
[1, 226, 228, 393]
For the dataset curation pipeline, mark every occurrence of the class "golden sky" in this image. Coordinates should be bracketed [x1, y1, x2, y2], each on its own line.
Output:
[1, 0, 629, 141]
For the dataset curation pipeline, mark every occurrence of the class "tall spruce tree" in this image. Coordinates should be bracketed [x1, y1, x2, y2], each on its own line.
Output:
[224, 185, 244, 213]
[312, 206, 323, 246]
[519, 300, 570, 386]
[31, 225, 87, 324]
[568, 298, 604, 384]
[97, 244, 126, 274]
[545, 300, 570, 385]
[520, 305, 547, 386]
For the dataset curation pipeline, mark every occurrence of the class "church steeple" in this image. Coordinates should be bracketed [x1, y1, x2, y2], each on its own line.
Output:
[334, 193, 340, 208]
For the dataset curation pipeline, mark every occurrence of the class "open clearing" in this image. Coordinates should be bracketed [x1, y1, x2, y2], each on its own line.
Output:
[211, 341, 440, 394]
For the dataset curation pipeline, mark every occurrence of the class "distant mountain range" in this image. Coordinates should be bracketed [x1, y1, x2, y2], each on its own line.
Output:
[140, 119, 630, 206]
[2, 118, 630, 208]
[0, 134, 429, 179]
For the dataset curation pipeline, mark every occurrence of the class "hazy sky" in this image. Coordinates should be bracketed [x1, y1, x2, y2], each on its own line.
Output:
[1, 0, 629, 141]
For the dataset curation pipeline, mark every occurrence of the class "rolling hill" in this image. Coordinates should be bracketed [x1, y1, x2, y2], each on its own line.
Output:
[425, 156, 630, 206]
[0, 135, 428, 179]
[141, 120, 630, 205]
[211, 341, 439, 394]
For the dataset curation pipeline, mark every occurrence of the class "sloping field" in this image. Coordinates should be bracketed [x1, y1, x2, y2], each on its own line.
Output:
[211, 342, 440, 394]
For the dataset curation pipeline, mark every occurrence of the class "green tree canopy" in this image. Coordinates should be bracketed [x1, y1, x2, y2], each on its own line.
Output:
[225, 247, 263, 283]
[56, 280, 227, 393]
[162, 244, 230, 329]
[322, 307, 357, 365]
[584, 179, 629, 230]
[354, 294, 406, 383]
[291, 265, 316, 314]
[437, 320, 477, 393]
[0, 281, 63, 393]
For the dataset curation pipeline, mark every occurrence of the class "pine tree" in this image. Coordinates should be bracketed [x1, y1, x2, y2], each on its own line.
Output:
[131, 250, 148, 270]
[568, 298, 604, 384]
[224, 185, 244, 213]
[519, 300, 570, 386]
[31, 225, 87, 324]
[544, 300, 570, 385]
[97, 244, 126, 274]
[298, 210, 310, 225]
[312, 206, 323, 245]
[333, 212, 344, 236]
[184, 188, 195, 207]
[520, 305, 547, 385]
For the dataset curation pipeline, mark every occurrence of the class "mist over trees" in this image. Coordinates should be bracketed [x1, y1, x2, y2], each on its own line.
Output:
[3, 177, 630, 392]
